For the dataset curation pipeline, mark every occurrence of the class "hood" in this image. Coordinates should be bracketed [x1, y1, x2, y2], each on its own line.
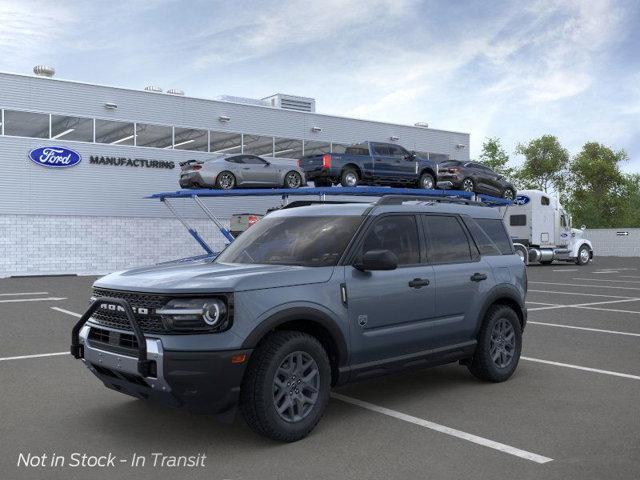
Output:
[94, 259, 334, 294]
[571, 228, 585, 239]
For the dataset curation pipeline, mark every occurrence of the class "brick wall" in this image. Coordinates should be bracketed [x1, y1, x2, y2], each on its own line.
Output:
[0, 215, 230, 277]
[583, 228, 640, 257]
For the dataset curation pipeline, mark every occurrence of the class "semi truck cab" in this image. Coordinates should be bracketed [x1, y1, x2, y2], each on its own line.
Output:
[503, 189, 593, 265]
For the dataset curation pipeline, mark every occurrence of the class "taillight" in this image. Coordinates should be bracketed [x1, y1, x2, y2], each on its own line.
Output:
[449, 167, 459, 173]
[297, 159, 301, 167]
[322, 154, 331, 168]
[248, 215, 259, 226]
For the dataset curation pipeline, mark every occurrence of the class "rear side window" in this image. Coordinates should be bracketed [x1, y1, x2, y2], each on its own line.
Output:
[423, 215, 472, 263]
[510, 214, 526, 226]
[475, 218, 513, 255]
[372, 144, 390, 156]
[361, 215, 420, 265]
[345, 144, 370, 156]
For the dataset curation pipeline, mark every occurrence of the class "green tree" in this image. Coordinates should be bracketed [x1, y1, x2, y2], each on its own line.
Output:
[566, 142, 628, 228]
[479, 137, 514, 177]
[515, 135, 569, 193]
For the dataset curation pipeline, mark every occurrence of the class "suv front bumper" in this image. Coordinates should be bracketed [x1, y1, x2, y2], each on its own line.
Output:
[72, 298, 251, 415]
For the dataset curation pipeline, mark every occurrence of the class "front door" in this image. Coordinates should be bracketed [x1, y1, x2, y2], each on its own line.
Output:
[345, 214, 437, 366]
[242, 155, 279, 185]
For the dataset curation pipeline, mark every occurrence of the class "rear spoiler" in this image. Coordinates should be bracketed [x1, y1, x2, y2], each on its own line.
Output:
[179, 159, 204, 167]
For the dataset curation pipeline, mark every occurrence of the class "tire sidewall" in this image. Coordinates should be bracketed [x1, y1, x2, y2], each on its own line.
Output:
[256, 335, 331, 437]
[419, 173, 435, 189]
[476, 307, 522, 382]
[576, 245, 590, 265]
[341, 169, 358, 187]
[216, 171, 235, 189]
[285, 171, 302, 189]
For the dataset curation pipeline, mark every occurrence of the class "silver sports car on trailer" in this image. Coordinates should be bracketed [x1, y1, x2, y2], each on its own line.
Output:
[179, 154, 306, 189]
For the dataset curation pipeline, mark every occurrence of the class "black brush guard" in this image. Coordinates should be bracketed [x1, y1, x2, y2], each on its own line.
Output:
[70, 297, 152, 377]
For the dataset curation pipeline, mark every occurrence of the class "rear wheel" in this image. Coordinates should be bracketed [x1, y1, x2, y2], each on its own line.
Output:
[418, 172, 435, 189]
[502, 188, 515, 200]
[576, 245, 591, 265]
[340, 168, 359, 187]
[284, 171, 303, 189]
[467, 305, 521, 382]
[462, 178, 475, 192]
[240, 331, 331, 442]
[215, 171, 236, 190]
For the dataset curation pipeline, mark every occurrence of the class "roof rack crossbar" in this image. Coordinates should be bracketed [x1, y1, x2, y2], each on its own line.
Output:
[375, 194, 484, 206]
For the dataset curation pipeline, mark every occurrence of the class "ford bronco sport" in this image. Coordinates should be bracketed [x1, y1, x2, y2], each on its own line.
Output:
[71, 196, 527, 442]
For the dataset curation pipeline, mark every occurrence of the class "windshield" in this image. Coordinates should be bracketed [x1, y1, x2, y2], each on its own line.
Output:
[215, 215, 363, 267]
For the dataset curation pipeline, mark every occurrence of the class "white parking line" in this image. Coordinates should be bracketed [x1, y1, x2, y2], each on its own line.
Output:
[528, 289, 638, 299]
[525, 301, 560, 306]
[0, 352, 68, 362]
[552, 269, 578, 272]
[528, 321, 640, 337]
[572, 277, 640, 284]
[51, 307, 81, 318]
[527, 297, 640, 312]
[0, 297, 67, 304]
[0, 291, 49, 296]
[530, 281, 640, 291]
[573, 306, 640, 315]
[617, 275, 640, 279]
[522, 357, 640, 381]
[331, 393, 553, 464]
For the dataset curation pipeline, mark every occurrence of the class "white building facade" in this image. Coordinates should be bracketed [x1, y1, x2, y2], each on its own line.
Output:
[0, 71, 470, 276]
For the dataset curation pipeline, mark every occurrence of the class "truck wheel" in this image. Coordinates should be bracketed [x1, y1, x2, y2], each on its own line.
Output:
[418, 172, 435, 189]
[576, 245, 591, 265]
[340, 168, 359, 187]
[216, 171, 236, 190]
[467, 305, 521, 382]
[240, 331, 331, 442]
[462, 178, 475, 192]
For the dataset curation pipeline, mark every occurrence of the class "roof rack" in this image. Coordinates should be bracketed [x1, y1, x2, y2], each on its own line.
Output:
[146, 186, 511, 255]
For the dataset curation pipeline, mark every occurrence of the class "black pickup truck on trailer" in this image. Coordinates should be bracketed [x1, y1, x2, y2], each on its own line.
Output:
[298, 142, 442, 189]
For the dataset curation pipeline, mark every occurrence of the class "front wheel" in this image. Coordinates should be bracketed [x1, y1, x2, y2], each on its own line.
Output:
[576, 245, 591, 265]
[240, 331, 331, 442]
[284, 171, 303, 189]
[467, 305, 522, 382]
[418, 172, 435, 189]
[502, 188, 516, 200]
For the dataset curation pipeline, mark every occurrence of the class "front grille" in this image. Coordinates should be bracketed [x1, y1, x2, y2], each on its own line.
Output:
[88, 327, 140, 355]
[90, 288, 168, 333]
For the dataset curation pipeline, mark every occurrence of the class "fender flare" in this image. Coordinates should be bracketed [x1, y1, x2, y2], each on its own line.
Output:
[475, 284, 527, 334]
[571, 239, 593, 258]
[240, 306, 349, 367]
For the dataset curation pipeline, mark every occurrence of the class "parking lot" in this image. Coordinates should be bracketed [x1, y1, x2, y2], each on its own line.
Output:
[1, 257, 639, 480]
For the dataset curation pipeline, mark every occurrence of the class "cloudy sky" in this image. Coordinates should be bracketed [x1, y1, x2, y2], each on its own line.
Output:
[1, 0, 639, 170]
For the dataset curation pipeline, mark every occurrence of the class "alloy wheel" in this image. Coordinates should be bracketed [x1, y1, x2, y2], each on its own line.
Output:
[345, 172, 358, 187]
[273, 351, 320, 423]
[489, 318, 516, 368]
[218, 172, 235, 189]
[580, 247, 590, 263]
[286, 172, 301, 188]
[503, 189, 515, 200]
[462, 179, 474, 192]
[421, 175, 434, 189]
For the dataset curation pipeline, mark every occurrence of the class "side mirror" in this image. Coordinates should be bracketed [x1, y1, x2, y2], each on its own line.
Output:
[264, 161, 271, 166]
[354, 249, 398, 271]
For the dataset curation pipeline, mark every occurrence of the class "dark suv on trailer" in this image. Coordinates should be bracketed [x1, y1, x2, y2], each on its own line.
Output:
[71, 197, 527, 442]
[438, 160, 516, 199]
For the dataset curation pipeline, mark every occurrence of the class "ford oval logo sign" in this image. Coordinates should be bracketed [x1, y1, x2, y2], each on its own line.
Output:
[514, 195, 530, 206]
[28, 146, 82, 168]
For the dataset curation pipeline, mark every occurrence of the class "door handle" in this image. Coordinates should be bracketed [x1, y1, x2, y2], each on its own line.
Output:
[408, 278, 430, 288]
[470, 272, 488, 282]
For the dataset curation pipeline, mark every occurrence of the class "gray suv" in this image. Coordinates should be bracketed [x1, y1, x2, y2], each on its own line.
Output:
[71, 197, 527, 442]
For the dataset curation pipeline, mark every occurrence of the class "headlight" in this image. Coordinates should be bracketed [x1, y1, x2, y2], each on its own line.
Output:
[157, 298, 229, 332]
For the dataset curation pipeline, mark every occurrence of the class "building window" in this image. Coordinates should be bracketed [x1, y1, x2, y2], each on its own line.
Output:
[243, 134, 274, 156]
[210, 131, 242, 154]
[273, 137, 303, 159]
[303, 140, 331, 156]
[95, 119, 135, 145]
[50, 115, 94, 142]
[173, 127, 208, 151]
[3, 110, 49, 139]
[135, 123, 173, 148]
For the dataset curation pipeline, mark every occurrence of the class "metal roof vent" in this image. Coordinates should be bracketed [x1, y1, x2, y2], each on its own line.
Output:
[167, 88, 185, 96]
[144, 85, 163, 93]
[414, 122, 429, 128]
[33, 65, 55, 77]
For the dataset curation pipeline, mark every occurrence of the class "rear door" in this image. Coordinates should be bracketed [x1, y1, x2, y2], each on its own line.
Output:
[345, 214, 436, 366]
[370, 143, 394, 182]
[422, 214, 491, 344]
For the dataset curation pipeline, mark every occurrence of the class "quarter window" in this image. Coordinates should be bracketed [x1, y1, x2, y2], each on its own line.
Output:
[361, 216, 420, 265]
[474, 218, 513, 255]
[423, 215, 472, 263]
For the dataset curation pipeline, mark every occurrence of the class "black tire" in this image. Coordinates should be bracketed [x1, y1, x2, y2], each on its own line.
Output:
[502, 188, 516, 200]
[461, 177, 475, 192]
[313, 178, 332, 187]
[240, 331, 331, 442]
[418, 172, 435, 189]
[215, 171, 236, 190]
[576, 245, 591, 265]
[340, 168, 359, 187]
[467, 305, 522, 382]
[284, 171, 303, 189]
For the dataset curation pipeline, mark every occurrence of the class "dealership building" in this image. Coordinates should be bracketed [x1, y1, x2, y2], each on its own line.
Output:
[0, 68, 470, 277]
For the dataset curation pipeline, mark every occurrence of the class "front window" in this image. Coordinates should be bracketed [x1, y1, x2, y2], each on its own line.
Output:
[216, 215, 363, 267]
